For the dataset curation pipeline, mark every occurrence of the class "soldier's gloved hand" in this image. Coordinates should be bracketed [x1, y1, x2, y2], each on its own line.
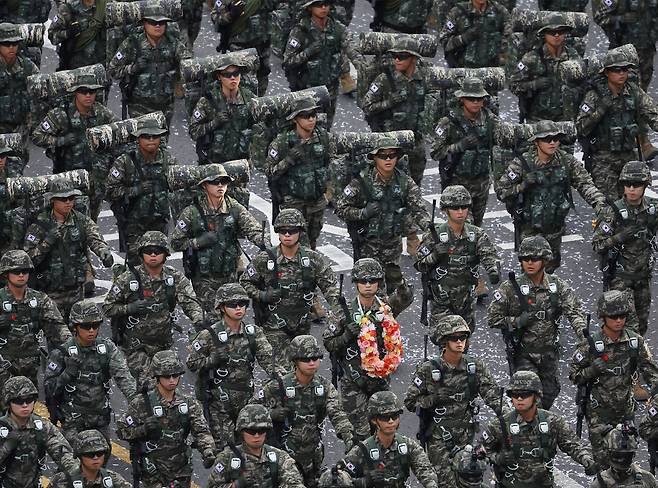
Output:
[55, 133, 77, 147]
[390, 92, 407, 105]
[287, 145, 305, 162]
[462, 133, 479, 150]
[583, 457, 600, 476]
[259, 287, 283, 304]
[514, 311, 530, 329]
[64, 354, 81, 378]
[587, 357, 608, 376]
[194, 231, 219, 250]
[360, 202, 381, 220]
[206, 349, 229, 367]
[615, 224, 641, 244]
[488, 270, 500, 285]
[126, 299, 149, 316]
[43, 225, 63, 246]
[202, 449, 216, 469]
[597, 96, 614, 114]
[129, 58, 150, 75]
[269, 406, 289, 422]
[530, 77, 551, 91]
[215, 111, 230, 124]
[143, 417, 162, 440]
[304, 41, 323, 58]
[229, 0, 245, 19]
[524, 171, 540, 187]
[99, 249, 114, 268]
[0, 430, 20, 454]
[67, 21, 82, 38]
[364, 469, 388, 486]
[460, 28, 479, 44]
[495, 450, 516, 467]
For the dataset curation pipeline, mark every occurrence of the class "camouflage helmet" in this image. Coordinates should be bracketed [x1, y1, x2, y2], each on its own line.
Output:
[318, 467, 352, 488]
[0, 23, 24, 43]
[48, 180, 83, 200]
[602, 49, 637, 71]
[506, 370, 542, 398]
[451, 445, 487, 488]
[454, 78, 489, 99]
[287, 97, 320, 120]
[216, 53, 249, 72]
[150, 350, 185, 377]
[3, 376, 37, 404]
[367, 137, 402, 159]
[142, 5, 172, 22]
[440, 185, 472, 209]
[287, 334, 324, 362]
[352, 258, 384, 282]
[597, 290, 630, 318]
[273, 208, 306, 231]
[517, 235, 553, 262]
[235, 404, 273, 432]
[529, 120, 565, 142]
[604, 423, 638, 453]
[130, 117, 167, 137]
[303, 0, 333, 7]
[430, 315, 470, 345]
[198, 163, 233, 185]
[70, 299, 104, 325]
[367, 391, 403, 419]
[619, 161, 651, 185]
[388, 38, 421, 58]
[74, 429, 110, 457]
[0, 250, 33, 274]
[67, 74, 104, 93]
[137, 231, 171, 256]
[215, 283, 250, 309]
[537, 13, 573, 35]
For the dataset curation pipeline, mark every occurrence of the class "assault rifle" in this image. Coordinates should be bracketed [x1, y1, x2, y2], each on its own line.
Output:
[333, 274, 349, 388]
[575, 313, 591, 438]
[415, 334, 431, 449]
[420, 200, 438, 328]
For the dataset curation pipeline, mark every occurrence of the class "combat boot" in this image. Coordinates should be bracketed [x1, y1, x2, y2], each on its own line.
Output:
[340, 72, 357, 95]
[406, 233, 420, 258]
[639, 134, 658, 161]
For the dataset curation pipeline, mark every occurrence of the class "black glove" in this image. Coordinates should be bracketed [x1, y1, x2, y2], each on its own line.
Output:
[67, 21, 82, 38]
[514, 311, 530, 329]
[55, 133, 76, 147]
[495, 450, 516, 467]
[99, 249, 114, 268]
[461, 134, 479, 150]
[194, 231, 219, 250]
[130, 58, 150, 75]
[143, 417, 162, 440]
[360, 202, 381, 220]
[489, 270, 500, 285]
[64, 355, 81, 378]
[215, 111, 230, 124]
[530, 77, 551, 91]
[43, 226, 62, 246]
[461, 28, 479, 44]
[304, 41, 323, 58]
[269, 406, 289, 422]
[229, 0, 244, 19]
[1, 430, 20, 454]
[583, 457, 600, 476]
[126, 299, 149, 316]
[390, 92, 407, 105]
[259, 287, 283, 304]
[365, 469, 387, 486]
[615, 225, 642, 244]
[586, 357, 608, 377]
[202, 449, 216, 469]
[287, 145, 305, 162]
[206, 349, 229, 367]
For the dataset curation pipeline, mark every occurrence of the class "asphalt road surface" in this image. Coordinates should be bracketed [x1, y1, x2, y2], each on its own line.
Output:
[28, 0, 658, 486]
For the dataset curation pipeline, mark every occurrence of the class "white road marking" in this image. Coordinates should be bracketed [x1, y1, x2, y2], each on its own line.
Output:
[316, 244, 353, 272]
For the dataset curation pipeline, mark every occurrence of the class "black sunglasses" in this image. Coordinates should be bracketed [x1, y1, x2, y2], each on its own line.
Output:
[607, 66, 630, 73]
[82, 451, 105, 459]
[207, 178, 231, 186]
[356, 279, 379, 285]
[0, 42, 19, 47]
[78, 322, 102, 330]
[607, 313, 628, 320]
[140, 134, 161, 140]
[464, 97, 485, 102]
[622, 181, 646, 188]
[537, 136, 561, 143]
[145, 19, 168, 26]
[299, 356, 322, 362]
[53, 195, 77, 202]
[297, 110, 317, 120]
[546, 29, 568, 36]
[508, 390, 534, 399]
[9, 269, 30, 275]
[376, 411, 402, 422]
[392, 52, 412, 60]
[375, 152, 399, 160]
[11, 396, 37, 406]
[220, 70, 241, 79]
[447, 205, 469, 210]
[142, 246, 166, 256]
[224, 300, 249, 309]
[159, 373, 181, 379]
[278, 227, 301, 235]
[243, 427, 268, 435]
[445, 333, 469, 342]
[76, 87, 98, 95]
[520, 255, 543, 262]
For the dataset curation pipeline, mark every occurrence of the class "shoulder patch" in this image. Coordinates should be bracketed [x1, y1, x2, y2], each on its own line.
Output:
[288, 38, 300, 48]
[603, 0, 613, 5]
[125, 415, 134, 425]
[343, 186, 353, 197]
[47, 361, 59, 371]
[26, 234, 36, 242]
[575, 351, 584, 363]
[507, 170, 518, 181]
[435, 126, 444, 136]
[601, 223, 612, 234]
[517, 61, 525, 71]
[581, 103, 590, 113]
[269, 147, 278, 159]
[41, 120, 51, 131]
[110, 168, 121, 178]
[246, 265, 256, 277]
[214, 462, 224, 473]
[369, 83, 379, 93]
[193, 341, 202, 351]
[193, 110, 202, 120]
[413, 376, 422, 387]
[446, 20, 455, 30]
[115, 51, 124, 60]
[177, 220, 187, 229]
[493, 290, 502, 301]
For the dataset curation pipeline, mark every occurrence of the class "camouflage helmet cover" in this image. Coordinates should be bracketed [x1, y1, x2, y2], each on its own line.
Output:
[70, 299, 104, 325]
[597, 290, 630, 318]
[506, 370, 542, 398]
[367, 136, 402, 158]
[198, 163, 233, 185]
[387, 38, 422, 58]
[454, 77, 489, 99]
[0, 250, 34, 274]
[604, 424, 638, 453]
[452, 445, 487, 486]
[215, 283, 250, 309]
[273, 208, 306, 231]
[138, 231, 171, 256]
[216, 53, 249, 72]
[602, 49, 637, 70]
[235, 404, 273, 431]
[352, 258, 384, 282]
[536, 13, 573, 34]
[67, 74, 104, 93]
[619, 161, 651, 185]
[0, 23, 24, 43]
[150, 350, 185, 377]
[529, 120, 565, 142]
[142, 5, 172, 22]
[430, 315, 470, 345]
[287, 334, 323, 362]
[318, 467, 352, 488]
[130, 117, 168, 137]
[3, 376, 38, 404]
[367, 391, 403, 419]
[440, 185, 472, 209]
[48, 180, 83, 200]
[287, 97, 320, 120]
[74, 429, 110, 457]
[517, 235, 553, 261]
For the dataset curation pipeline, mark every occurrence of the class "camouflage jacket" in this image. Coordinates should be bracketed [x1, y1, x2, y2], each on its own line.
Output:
[24, 208, 109, 292]
[211, 0, 275, 46]
[116, 388, 215, 479]
[0, 0, 51, 23]
[48, 466, 132, 488]
[440, 0, 511, 68]
[592, 195, 658, 278]
[102, 264, 204, 352]
[590, 464, 658, 488]
[509, 43, 582, 122]
[379, 0, 434, 32]
[240, 245, 340, 333]
[32, 99, 117, 174]
[207, 443, 305, 488]
[0, 413, 77, 488]
[481, 408, 592, 486]
[256, 372, 354, 455]
[0, 157, 27, 248]
[0, 54, 38, 133]
[569, 327, 658, 420]
[593, 0, 658, 48]
[415, 222, 500, 290]
[0, 285, 69, 360]
[496, 147, 605, 235]
[44, 336, 136, 418]
[640, 394, 658, 442]
[488, 271, 586, 349]
[188, 83, 256, 163]
[338, 433, 439, 488]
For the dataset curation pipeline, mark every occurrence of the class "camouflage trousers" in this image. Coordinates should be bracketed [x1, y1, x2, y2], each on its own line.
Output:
[203, 388, 252, 449]
[339, 376, 388, 441]
[178, 1, 204, 52]
[280, 196, 327, 250]
[426, 422, 474, 488]
[587, 404, 635, 467]
[635, 46, 655, 92]
[192, 275, 234, 317]
[124, 220, 169, 266]
[141, 474, 191, 488]
[408, 141, 428, 187]
[354, 238, 403, 294]
[519, 227, 562, 273]
[61, 413, 111, 446]
[444, 175, 490, 227]
[128, 98, 174, 133]
[430, 285, 476, 332]
[608, 276, 650, 335]
[264, 329, 299, 372]
[123, 347, 165, 390]
[590, 150, 637, 200]
[48, 285, 84, 323]
[513, 349, 560, 410]
[230, 42, 271, 96]
[287, 444, 323, 488]
[333, 0, 356, 25]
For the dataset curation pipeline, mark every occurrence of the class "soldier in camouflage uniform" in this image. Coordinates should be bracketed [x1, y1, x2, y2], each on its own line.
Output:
[496, 120, 606, 271]
[117, 350, 217, 488]
[186, 283, 278, 448]
[370, 0, 434, 33]
[106, 118, 177, 266]
[48, 429, 132, 488]
[0, 24, 38, 159]
[323, 258, 412, 441]
[639, 395, 658, 476]
[32, 75, 118, 220]
[265, 98, 330, 250]
[336, 138, 430, 293]
[0, 250, 69, 396]
[211, 0, 274, 96]
[591, 424, 658, 488]
[240, 209, 340, 371]
[451, 444, 488, 488]
[488, 236, 587, 410]
[103, 231, 204, 388]
[23, 182, 114, 322]
[257, 335, 354, 488]
[171, 165, 268, 314]
[48, 0, 111, 70]
[188, 54, 256, 165]
[0, 376, 77, 487]
[576, 50, 658, 193]
[440, 0, 510, 68]
[569, 290, 658, 466]
[415, 186, 500, 331]
[0, 0, 51, 24]
[107, 5, 191, 127]
[44, 299, 136, 443]
[179, 0, 204, 52]
[430, 79, 502, 227]
[593, 161, 658, 336]
[335, 391, 438, 488]
[0, 142, 25, 254]
[482, 371, 597, 486]
[318, 466, 352, 488]
[509, 14, 582, 124]
[360, 42, 430, 186]
[404, 315, 503, 487]
[207, 403, 306, 487]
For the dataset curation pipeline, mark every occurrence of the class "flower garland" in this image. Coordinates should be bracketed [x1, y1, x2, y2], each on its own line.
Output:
[356, 298, 403, 378]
